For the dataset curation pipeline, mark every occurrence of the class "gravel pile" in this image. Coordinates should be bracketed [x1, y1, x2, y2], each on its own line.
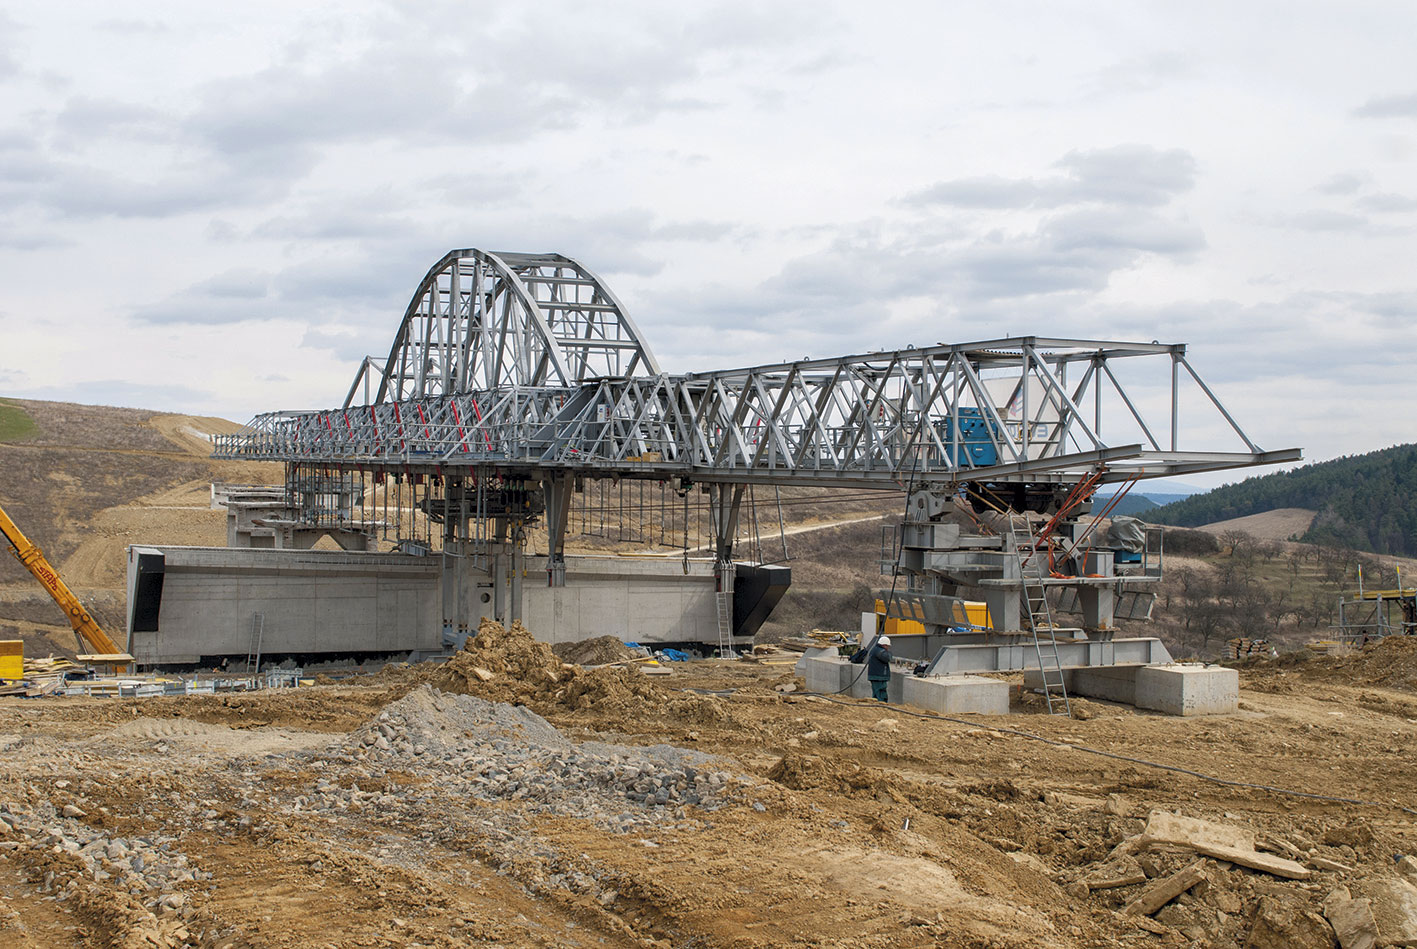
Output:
[0, 799, 204, 899]
[338, 685, 739, 830]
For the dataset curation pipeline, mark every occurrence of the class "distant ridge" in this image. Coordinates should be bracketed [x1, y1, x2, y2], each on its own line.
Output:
[1148, 443, 1417, 557]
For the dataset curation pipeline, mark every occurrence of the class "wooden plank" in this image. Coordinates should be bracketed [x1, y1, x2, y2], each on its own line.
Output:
[1082, 856, 1148, 891]
[1124, 860, 1207, 916]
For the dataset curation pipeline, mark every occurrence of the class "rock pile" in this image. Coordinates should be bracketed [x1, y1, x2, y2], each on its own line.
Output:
[341, 685, 739, 832]
[421, 618, 571, 705]
[0, 797, 203, 946]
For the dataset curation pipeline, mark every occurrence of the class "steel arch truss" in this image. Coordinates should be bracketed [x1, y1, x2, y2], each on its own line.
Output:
[219, 330, 1300, 488]
[365, 249, 661, 404]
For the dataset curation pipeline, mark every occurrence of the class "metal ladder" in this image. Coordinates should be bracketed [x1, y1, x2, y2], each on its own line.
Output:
[245, 613, 265, 674]
[715, 590, 736, 659]
[1007, 514, 1071, 716]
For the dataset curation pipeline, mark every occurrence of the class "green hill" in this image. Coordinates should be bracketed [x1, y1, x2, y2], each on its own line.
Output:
[1147, 443, 1417, 557]
[1091, 494, 1158, 517]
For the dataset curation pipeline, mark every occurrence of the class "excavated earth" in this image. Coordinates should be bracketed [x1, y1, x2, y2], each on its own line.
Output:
[1, 625, 1416, 948]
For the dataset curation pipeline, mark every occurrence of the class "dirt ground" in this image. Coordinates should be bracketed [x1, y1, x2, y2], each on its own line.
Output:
[4, 399, 1416, 946]
[2, 632, 1416, 948]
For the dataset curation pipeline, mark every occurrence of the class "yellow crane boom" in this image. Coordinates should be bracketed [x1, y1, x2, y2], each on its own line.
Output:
[0, 502, 128, 665]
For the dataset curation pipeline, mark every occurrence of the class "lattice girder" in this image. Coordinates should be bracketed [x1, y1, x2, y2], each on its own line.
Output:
[220, 334, 1301, 489]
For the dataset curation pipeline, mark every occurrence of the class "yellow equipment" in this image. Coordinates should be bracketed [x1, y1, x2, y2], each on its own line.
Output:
[0, 502, 129, 669]
[0, 640, 21, 680]
[873, 598, 990, 637]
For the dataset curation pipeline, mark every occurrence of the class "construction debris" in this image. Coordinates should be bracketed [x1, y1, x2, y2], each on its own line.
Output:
[1353, 877, 1417, 947]
[1127, 809, 1312, 880]
[1080, 855, 1148, 891]
[1323, 887, 1379, 949]
[1123, 859, 1207, 916]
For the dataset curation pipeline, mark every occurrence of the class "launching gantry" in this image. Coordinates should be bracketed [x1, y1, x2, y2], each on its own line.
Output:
[213, 248, 1300, 661]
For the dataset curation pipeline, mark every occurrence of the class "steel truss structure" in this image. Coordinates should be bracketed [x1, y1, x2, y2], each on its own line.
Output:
[220, 321, 1297, 490]
[213, 248, 1300, 632]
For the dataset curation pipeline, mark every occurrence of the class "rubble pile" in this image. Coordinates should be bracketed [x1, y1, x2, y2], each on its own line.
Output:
[0, 797, 204, 947]
[419, 618, 571, 705]
[342, 685, 740, 831]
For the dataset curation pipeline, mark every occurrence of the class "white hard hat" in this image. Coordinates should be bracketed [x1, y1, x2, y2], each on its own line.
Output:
[878, 635, 891, 647]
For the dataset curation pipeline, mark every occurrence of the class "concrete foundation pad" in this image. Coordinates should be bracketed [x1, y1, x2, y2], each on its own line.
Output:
[888, 666, 907, 704]
[802, 656, 897, 700]
[1135, 663, 1238, 716]
[902, 674, 1009, 715]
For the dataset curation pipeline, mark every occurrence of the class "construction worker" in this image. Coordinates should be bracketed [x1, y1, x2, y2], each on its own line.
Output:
[851, 634, 893, 702]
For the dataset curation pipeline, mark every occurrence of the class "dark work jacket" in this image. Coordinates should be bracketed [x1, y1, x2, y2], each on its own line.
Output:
[865, 643, 892, 679]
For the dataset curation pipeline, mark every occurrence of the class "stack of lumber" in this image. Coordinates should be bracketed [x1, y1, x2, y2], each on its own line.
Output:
[0, 656, 81, 697]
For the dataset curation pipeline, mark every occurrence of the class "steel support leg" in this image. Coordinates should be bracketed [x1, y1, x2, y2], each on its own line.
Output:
[542, 472, 571, 588]
[510, 524, 525, 624]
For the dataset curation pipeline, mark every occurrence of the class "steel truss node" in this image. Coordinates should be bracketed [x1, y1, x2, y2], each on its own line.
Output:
[343, 249, 660, 407]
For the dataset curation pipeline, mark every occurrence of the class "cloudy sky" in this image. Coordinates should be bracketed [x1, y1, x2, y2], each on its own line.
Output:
[2, 1, 1414, 484]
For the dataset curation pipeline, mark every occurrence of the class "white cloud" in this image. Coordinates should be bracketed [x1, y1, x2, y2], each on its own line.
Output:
[903, 145, 1197, 211]
[1354, 92, 1417, 118]
[0, 0, 1415, 479]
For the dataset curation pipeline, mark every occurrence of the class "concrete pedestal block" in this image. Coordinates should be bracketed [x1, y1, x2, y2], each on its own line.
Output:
[901, 674, 1009, 715]
[849, 663, 874, 699]
[1135, 664, 1238, 716]
[802, 656, 851, 694]
[802, 656, 875, 697]
[887, 667, 907, 704]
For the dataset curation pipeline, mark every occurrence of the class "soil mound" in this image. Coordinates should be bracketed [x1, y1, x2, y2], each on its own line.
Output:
[420, 618, 571, 705]
[1260, 635, 1417, 692]
[767, 752, 887, 794]
[561, 665, 668, 714]
[1325, 635, 1417, 691]
[551, 635, 636, 666]
[403, 618, 678, 718]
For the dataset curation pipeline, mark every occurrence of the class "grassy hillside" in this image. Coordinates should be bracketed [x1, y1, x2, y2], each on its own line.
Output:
[0, 398, 37, 442]
[1148, 443, 1417, 557]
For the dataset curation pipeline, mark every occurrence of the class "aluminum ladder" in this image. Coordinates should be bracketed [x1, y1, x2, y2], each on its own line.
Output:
[715, 590, 736, 659]
[245, 612, 265, 674]
[1007, 514, 1071, 716]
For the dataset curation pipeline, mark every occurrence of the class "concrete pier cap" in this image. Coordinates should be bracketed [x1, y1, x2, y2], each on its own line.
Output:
[803, 656, 1238, 718]
[801, 656, 1009, 713]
